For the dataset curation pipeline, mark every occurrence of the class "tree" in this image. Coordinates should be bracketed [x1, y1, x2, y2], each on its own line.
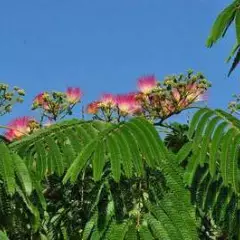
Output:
[0, 73, 209, 239]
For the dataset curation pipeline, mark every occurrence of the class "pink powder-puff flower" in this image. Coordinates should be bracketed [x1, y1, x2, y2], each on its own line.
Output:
[4, 117, 35, 141]
[178, 99, 189, 108]
[172, 88, 181, 102]
[196, 91, 208, 102]
[86, 101, 100, 114]
[186, 89, 206, 102]
[161, 99, 176, 115]
[4, 130, 15, 142]
[99, 93, 116, 107]
[116, 93, 141, 114]
[186, 82, 197, 92]
[33, 92, 45, 106]
[33, 92, 48, 106]
[137, 75, 158, 94]
[33, 92, 50, 110]
[66, 87, 83, 104]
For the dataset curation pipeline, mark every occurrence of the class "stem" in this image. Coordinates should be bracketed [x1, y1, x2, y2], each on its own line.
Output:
[136, 180, 142, 228]
[117, 107, 121, 123]
[154, 106, 204, 126]
[81, 105, 85, 120]
[59, 103, 76, 120]
[80, 170, 85, 210]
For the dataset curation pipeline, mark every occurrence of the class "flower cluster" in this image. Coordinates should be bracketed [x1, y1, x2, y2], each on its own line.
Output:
[86, 92, 142, 122]
[4, 117, 39, 141]
[0, 83, 25, 116]
[32, 87, 82, 122]
[3, 71, 210, 141]
[86, 71, 210, 122]
[228, 94, 240, 115]
[139, 72, 209, 120]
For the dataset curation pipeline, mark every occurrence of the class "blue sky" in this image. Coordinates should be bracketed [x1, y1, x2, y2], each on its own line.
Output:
[0, 0, 238, 125]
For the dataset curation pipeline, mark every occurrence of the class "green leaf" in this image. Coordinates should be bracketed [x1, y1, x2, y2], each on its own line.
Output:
[192, 110, 215, 153]
[184, 148, 200, 186]
[0, 142, 15, 194]
[147, 201, 182, 239]
[16, 186, 40, 232]
[118, 125, 144, 176]
[188, 108, 209, 139]
[215, 109, 240, 128]
[63, 140, 96, 183]
[65, 128, 83, 153]
[131, 118, 167, 162]
[106, 133, 122, 182]
[220, 128, 236, 185]
[159, 195, 197, 239]
[12, 153, 32, 195]
[115, 130, 133, 178]
[46, 136, 64, 176]
[35, 141, 47, 178]
[0, 231, 9, 240]
[61, 142, 76, 167]
[206, 1, 237, 47]
[209, 121, 228, 176]
[145, 214, 171, 240]
[176, 142, 192, 164]
[125, 122, 155, 167]
[235, 10, 240, 44]
[228, 134, 240, 193]
[30, 172, 46, 209]
[77, 124, 95, 145]
[92, 141, 105, 181]
[199, 116, 222, 165]
[139, 225, 154, 240]
[124, 224, 138, 240]
[82, 213, 97, 240]
[226, 42, 239, 63]
[228, 47, 240, 76]
[108, 221, 129, 240]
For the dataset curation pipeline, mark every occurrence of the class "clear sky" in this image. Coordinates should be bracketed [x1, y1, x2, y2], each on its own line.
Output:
[0, 0, 238, 125]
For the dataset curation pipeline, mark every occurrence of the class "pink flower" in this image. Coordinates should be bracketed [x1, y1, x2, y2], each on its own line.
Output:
[33, 92, 50, 110]
[178, 99, 189, 108]
[5, 117, 34, 141]
[33, 93, 45, 105]
[186, 82, 197, 92]
[66, 87, 82, 104]
[186, 89, 206, 102]
[137, 75, 158, 94]
[196, 92, 208, 102]
[86, 101, 100, 114]
[116, 93, 141, 114]
[162, 99, 176, 115]
[172, 88, 181, 102]
[99, 93, 116, 107]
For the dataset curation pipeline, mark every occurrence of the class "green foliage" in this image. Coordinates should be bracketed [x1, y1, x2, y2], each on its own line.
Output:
[182, 108, 240, 238]
[82, 193, 198, 240]
[0, 116, 199, 239]
[206, 0, 240, 75]
[63, 117, 171, 183]
[0, 231, 9, 240]
[9, 119, 111, 180]
[164, 122, 189, 153]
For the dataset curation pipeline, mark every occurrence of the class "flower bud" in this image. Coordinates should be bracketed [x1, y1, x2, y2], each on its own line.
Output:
[17, 89, 25, 96]
[5, 105, 12, 112]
